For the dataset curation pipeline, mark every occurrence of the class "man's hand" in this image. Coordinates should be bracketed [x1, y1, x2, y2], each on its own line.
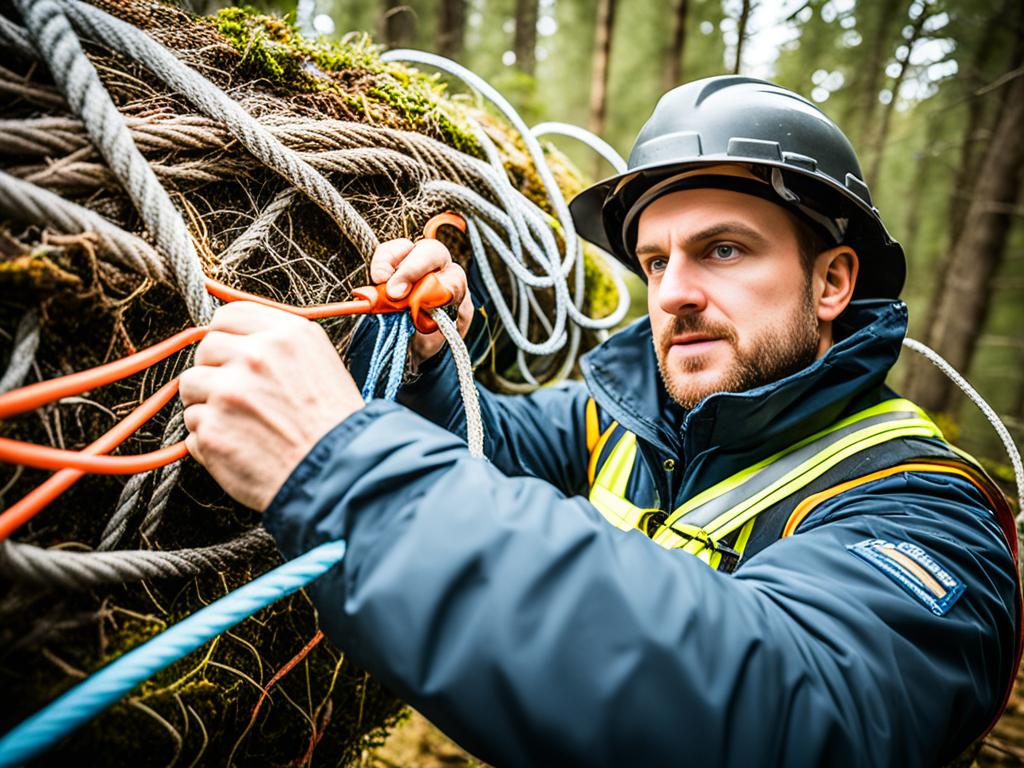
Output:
[179, 302, 364, 512]
[371, 238, 473, 365]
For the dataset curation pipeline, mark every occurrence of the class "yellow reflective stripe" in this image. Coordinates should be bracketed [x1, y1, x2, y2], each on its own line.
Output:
[589, 485, 655, 531]
[661, 399, 936, 524]
[587, 420, 619, 486]
[653, 399, 941, 536]
[597, 431, 637, 497]
[588, 432, 654, 531]
[585, 398, 599, 454]
[654, 419, 939, 549]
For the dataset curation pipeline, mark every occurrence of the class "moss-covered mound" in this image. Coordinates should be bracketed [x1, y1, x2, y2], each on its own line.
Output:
[0, 1, 613, 765]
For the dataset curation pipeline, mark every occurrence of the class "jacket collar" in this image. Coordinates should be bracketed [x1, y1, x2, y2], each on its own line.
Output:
[580, 300, 909, 470]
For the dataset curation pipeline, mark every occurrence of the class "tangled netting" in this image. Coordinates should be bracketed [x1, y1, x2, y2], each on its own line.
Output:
[0, 0, 627, 763]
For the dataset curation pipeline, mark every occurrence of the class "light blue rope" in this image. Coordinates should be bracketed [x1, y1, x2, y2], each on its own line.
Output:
[0, 312, 414, 765]
[361, 312, 414, 401]
[0, 540, 346, 767]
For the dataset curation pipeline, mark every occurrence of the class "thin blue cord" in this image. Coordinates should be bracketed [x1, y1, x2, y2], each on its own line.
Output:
[361, 312, 414, 401]
[0, 311, 415, 765]
[0, 540, 346, 767]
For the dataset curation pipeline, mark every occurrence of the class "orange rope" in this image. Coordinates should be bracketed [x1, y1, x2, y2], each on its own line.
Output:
[0, 212, 466, 542]
[0, 380, 179, 541]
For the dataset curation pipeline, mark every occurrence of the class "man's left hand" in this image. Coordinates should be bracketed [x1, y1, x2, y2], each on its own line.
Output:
[179, 302, 364, 512]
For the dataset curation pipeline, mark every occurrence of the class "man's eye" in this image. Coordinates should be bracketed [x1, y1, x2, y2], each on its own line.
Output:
[711, 244, 738, 260]
[646, 257, 668, 274]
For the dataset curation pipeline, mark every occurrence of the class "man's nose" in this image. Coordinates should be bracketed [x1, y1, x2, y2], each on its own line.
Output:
[656, 254, 707, 315]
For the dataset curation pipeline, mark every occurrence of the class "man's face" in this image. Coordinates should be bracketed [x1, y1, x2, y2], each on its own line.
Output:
[636, 188, 822, 410]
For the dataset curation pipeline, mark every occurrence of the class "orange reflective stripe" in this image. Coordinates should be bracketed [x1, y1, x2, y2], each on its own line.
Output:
[781, 461, 983, 538]
[588, 420, 620, 487]
[585, 398, 600, 454]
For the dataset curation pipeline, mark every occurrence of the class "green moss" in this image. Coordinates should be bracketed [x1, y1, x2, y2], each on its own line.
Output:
[209, 7, 480, 155]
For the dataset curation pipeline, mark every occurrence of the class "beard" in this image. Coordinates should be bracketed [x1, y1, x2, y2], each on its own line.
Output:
[654, 283, 820, 410]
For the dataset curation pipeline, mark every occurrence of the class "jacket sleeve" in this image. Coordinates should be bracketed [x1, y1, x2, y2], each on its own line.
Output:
[264, 401, 1019, 768]
[348, 316, 592, 493]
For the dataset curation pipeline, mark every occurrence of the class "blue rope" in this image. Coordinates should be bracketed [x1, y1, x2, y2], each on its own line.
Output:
[361, 312, 414, 401]
[0, 310, 414, 765]
[0, 540, 346, 767]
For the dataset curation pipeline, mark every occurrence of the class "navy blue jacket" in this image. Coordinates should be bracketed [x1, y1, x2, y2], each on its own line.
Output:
[264, 300, 1019, 767]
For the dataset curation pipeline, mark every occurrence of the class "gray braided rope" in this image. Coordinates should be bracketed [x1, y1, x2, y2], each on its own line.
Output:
[15, 0, 212, 325]
[12, 146, 436, 195]
[0, 528, 277, 590]
[218, 189, 295, 269]
[0, 310, 40, 395]
[139, 408, 187, 542]
[0, 170, 167, 280]
[97, 471, 149, 552]
[58, 0, 380, 260]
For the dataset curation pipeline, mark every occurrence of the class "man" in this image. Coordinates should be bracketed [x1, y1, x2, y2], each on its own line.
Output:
[179, 77, 1021, 766]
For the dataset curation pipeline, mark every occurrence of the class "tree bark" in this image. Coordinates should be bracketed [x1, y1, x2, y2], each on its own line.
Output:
[380, 0, 416, 49]
[437, 0, 467, 60]
[904, 70, 1024, 411]
[733, 0, 752, 74]
[588, 0, 617, 148]
[514, 0, 539, 75]
[947, 0, 1010, 244]
[663, 0, 689, 90]
[865, 6, 930, 184]
[843, 0, 903, 149]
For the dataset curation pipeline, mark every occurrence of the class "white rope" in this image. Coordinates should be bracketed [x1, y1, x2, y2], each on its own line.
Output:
[0, 310, 40, 395]
[902, 337, 1024, 521]
[531, 121, 628, 174]
[432, 310, 484, 458]
[382, 49, 631, 385]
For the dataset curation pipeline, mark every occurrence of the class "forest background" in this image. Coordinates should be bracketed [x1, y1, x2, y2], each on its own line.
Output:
[178, 0, 1024, 484]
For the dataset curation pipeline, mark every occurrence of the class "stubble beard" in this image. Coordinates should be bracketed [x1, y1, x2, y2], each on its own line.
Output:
[655, 283, 821, 410]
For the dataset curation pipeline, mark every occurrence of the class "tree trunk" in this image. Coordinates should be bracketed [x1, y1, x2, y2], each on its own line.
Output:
[947, 0, 1010, 244]
[380, 0, 415, 49]
[904, 70, 1024, 411]
[663, 0, 689, 90]
[843, 0, 903, 149]
[437, 0, 466, 60]
[588, 0, 617, 155]
[865, 6, 930, 184]
[513, 0, 539, 75]
[733, 0, 752, 75]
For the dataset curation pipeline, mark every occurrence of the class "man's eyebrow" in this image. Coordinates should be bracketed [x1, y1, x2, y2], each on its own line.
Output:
[636, 221, 770, 257]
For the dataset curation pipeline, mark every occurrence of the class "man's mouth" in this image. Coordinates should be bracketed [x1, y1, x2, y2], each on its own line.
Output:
[670, 334, 722, 347]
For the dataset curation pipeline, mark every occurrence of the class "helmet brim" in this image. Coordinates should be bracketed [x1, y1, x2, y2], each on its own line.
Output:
[569, 157, 905, 301]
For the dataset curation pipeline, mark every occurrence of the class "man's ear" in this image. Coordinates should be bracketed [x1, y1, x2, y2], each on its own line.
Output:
[814, 246, 858, 322]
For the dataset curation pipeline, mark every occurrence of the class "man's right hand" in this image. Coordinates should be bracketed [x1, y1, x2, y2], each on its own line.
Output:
[370, 238, 474, 366]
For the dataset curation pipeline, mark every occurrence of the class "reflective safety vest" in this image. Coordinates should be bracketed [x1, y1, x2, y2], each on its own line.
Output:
[585, 397, 1017, 572]
[585, 395, 1022, 736]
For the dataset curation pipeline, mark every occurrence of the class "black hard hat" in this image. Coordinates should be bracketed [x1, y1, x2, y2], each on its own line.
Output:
[569, 76, 905, 299]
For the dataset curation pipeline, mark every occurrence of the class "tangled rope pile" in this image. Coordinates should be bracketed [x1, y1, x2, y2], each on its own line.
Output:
[0, 0, 630, 599]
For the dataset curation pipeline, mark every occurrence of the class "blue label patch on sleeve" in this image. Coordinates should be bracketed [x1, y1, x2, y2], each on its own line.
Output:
[848, 538, 965, 617]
